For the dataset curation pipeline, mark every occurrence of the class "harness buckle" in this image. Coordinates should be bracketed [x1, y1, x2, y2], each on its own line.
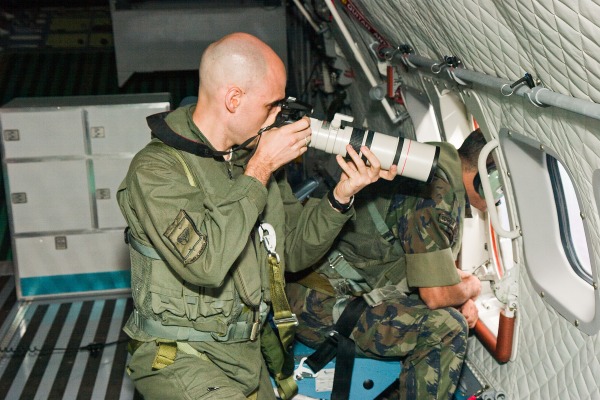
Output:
[328, 253, 345, 269]
[294, 357, 319, 380]
[362, 291, 383, 307]
[258, 223, 277, 253]
[273, 314, 299, 327]
[250, 321, 261, 341]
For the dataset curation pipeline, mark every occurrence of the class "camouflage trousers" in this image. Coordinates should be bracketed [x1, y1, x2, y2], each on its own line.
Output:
[286, 283, 468, 400]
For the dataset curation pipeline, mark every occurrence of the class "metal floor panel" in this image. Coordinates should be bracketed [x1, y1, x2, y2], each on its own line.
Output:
[0, 275, 139, 399]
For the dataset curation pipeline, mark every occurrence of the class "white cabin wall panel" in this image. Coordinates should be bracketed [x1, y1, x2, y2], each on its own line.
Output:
[499, 0, 600, 103]
[473, 88, 600, 275]
[6, 160, 92, 234]
[15, 231, 130, 279]
[86, 105, 158, 155]
[1, 109, 86, 158]
[0, 94, 170, 298]
[357, 1, 441, 60]
[361, 0, 600, 102]
[92, 157, 133, 229]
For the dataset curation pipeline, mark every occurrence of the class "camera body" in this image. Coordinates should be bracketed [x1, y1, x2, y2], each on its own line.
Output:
[273, 96, 314, 126]
[274, 97, 440, 183]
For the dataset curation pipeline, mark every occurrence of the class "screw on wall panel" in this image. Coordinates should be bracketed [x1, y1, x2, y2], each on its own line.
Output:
[540, 291, 545, 297]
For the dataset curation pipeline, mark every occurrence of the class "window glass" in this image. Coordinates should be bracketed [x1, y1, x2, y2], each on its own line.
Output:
[548, 155, 593, 283]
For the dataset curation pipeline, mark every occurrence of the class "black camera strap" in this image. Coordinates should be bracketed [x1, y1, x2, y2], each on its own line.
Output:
[146, 112, 270, 159]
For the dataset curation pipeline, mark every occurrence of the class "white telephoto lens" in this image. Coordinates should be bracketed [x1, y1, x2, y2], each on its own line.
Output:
[309, 114, 439, 182]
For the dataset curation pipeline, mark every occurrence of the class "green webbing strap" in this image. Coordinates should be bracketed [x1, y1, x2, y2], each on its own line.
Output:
[261, 323, 298, 400]
[367, 201, 406, 264]
[268, 255, 297, 351]
[327, 251, 365, 283]
[152, 341, 177, 370]
[126, 143, 196, 260]
[132, 309, 257, 342]
[150, 141, 197, 187]
[128, 231, 162, 259]
[367, 201, 397, 244]
[312, 250, 370, 297]
[262, 238, 298, 399]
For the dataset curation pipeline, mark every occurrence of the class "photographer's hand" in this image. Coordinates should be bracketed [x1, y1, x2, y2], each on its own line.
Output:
[245, 117, 312, 186]
[332, 145, 397, 205]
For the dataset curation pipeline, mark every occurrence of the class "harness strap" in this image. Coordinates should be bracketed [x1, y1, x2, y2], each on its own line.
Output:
[149, 141, 198, 187]
[267, 254, 298, 351]
[367, 201, 397, 244]
[127, 230, 161, 259]
[315, 250, 371, 296]
[152, 341, 177, 370]
[132, 309, 262, 342]
[363, 285, 408, 307]
[305, 296, 368, 400]
[261, 323, 298, 400]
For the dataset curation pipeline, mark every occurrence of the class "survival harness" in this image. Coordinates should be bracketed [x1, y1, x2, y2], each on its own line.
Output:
[129, 113, 299, 399]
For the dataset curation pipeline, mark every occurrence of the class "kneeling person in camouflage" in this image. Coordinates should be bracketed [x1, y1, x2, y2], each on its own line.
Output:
[287, 130, 491, 399]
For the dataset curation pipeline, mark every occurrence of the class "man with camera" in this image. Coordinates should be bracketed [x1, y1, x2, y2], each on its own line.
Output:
[287, 129, 493, 399]
[117, 32, 396, 400]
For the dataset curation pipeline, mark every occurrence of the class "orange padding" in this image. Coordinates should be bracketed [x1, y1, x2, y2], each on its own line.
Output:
[387, 65, 394, 98]
[473, 310, 515, 363]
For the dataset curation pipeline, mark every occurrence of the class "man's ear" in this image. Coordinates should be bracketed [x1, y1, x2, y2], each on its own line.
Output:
[225, 87, 243, 112]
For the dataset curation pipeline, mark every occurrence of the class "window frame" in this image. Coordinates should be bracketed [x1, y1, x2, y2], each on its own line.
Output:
[499, 128, 600, 334]
[547, 156, 593, 285]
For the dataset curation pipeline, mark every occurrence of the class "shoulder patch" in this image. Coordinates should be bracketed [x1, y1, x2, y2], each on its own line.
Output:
[164, 209, 207, 264]
[438, 213, 457, 233]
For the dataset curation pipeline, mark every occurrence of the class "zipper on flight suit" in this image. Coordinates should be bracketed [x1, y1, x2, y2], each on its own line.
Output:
[224, 149, 233, 179]
[226, 161, 233, 179]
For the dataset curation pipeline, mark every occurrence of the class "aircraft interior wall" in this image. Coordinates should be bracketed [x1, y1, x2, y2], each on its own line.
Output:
[294, 1, 600, 399]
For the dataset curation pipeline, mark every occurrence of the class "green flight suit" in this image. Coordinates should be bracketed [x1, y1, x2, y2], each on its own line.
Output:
[287, 142, 469, 400]
[117, 105, 354, 399]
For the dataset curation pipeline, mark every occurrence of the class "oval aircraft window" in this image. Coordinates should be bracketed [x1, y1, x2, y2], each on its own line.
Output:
[547, 155, 593, 284]
[500, 129, 599, 334]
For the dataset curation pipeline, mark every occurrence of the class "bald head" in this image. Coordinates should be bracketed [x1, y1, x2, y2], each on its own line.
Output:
[199, 32, 285, 96]
[192, 33, 287, 150]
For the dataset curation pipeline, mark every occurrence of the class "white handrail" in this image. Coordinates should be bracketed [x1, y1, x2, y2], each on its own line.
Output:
[291, 0, 321, 33]
[479, 139, 521, 238]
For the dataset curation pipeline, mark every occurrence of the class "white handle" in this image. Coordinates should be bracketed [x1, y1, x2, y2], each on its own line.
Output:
[479, 139, 521, 239]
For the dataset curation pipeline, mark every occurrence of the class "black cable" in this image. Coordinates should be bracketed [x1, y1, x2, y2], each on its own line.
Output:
[0, 338, 130, 358]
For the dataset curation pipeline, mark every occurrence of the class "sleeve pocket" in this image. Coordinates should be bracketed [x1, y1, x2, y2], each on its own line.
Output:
[164, 209, 208, 265]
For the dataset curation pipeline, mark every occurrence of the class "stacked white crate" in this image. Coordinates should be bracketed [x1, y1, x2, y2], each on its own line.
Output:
[0, 94, 171, 299]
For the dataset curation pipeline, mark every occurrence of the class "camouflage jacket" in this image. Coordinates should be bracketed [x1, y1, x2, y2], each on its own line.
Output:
[334, 141, 465, 293]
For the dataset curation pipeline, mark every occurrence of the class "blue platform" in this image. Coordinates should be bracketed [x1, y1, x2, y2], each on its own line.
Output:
[283, 341, 401, 399]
